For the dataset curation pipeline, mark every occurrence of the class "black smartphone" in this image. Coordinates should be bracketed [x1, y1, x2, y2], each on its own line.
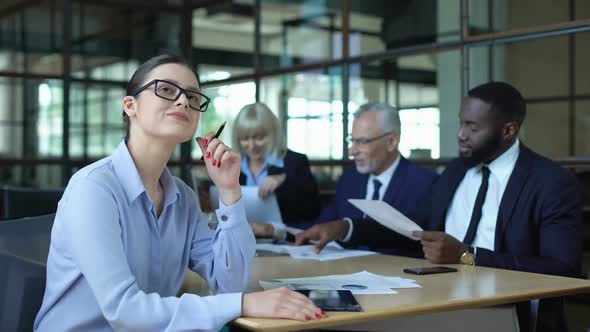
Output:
[295, 289, 362, 312]
[403, 266, 458, 275]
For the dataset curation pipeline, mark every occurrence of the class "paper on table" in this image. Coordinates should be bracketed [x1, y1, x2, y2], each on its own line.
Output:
[354, 271, 421, 289]
[260, 276, 395, 294]
[255, 242, 376, 261]
[288, 245, 376, 261]
[348, 199, 423, 240]
[260, 280, 337, 291]
[259, 271, 421, 295]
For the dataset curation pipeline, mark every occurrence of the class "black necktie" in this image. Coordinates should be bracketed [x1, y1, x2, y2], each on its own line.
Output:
[463, 166, 490, 245]
[371, 179, 382, 200]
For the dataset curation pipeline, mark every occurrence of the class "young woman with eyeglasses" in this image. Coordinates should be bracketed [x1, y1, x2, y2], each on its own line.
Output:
[34, 54, 325, 331]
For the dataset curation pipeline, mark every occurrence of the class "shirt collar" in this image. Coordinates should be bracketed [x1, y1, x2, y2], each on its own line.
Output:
[112, 141, 180, 205]
[241, 153, 285, 171]
[481, 138, 520, 178]
[160, 167, 180, 207]
[369, 154, 400, 186]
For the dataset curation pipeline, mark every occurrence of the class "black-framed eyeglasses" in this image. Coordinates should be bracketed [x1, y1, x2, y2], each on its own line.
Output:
[346, 131, 394, 146]
[130, 79, 211, 112]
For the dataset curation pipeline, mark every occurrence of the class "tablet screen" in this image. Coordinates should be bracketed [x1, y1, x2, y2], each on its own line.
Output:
[295, 290, 362, 312]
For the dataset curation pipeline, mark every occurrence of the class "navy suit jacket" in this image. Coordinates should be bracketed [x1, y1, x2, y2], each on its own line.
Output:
[354, 146, 582, 276]
[429, 145, 582, 278]
[239, 150, 321, 225]
[434, 145, 582, 332]
[317, 157, 437, 254]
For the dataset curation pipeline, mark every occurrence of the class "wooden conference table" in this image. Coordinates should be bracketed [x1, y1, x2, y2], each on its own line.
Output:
[182, 254, 590, 331]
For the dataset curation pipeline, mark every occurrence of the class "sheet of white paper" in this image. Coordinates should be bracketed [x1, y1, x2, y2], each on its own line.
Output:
[255, 242, 376, 261]
[210, 185, 283, 224]
[288, 246, 376, 261]
[348, 271, 422, 289]
[260, 277, 394, 294]
[260, 280, 337, 291]
[348, 199, 423, 240]
[259, 271, 421, 295]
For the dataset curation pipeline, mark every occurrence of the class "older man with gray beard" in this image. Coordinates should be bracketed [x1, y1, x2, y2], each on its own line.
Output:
[296, 102, 437, 256]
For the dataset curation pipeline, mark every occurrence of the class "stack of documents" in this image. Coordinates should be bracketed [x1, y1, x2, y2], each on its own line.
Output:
[255, 242, 377, 261]
[260, 271, 421, 295]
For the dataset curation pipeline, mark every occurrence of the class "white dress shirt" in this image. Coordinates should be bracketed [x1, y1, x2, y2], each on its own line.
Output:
[445, 139, 520, 251]
[342, 155, 400, 241]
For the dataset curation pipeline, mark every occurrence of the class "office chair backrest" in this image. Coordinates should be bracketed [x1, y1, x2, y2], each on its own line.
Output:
[578, 171, 590, 203]
[0, 214, 55, 330]
[0, 251, 46, 332]
[576, 172, 590, 254]
[0, 214, 55, 264]
[2, 186, 63, 220]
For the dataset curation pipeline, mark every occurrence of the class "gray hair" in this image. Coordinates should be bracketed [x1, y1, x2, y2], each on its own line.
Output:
[354, 101, 401, 135]
[232, 102, 286, 159]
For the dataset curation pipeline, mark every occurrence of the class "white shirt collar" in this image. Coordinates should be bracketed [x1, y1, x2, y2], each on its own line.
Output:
[369, 154, 400, 187]
[481, 139, 520, 178]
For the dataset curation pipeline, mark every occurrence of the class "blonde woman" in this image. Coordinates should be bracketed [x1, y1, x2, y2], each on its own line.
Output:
[232, 102, 321, 240]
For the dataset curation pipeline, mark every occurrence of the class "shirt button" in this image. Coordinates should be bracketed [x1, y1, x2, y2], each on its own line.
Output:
[220, 215, 228, 222]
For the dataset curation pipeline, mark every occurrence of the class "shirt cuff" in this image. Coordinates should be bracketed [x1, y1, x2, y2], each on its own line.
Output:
[340, 217, 354, 242]
[215, 197, 248, 230]
[219, 292, 243, 322]
[206, 292, 244, 327]
[272, 223, 287, 241]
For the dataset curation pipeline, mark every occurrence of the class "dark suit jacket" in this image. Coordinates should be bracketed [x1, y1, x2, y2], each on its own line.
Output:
[437, 145, 582, 332]
[239, 150, 321, 225]
[429, 146, 582, 278]
[351, 145, 583, 331]
[317, 157, 438, 255]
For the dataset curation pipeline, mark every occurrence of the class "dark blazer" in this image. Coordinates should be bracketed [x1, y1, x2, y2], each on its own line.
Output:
[317, 157, 437, 255]
[435, 145, 582, 332]
[351, 145, 583, 332]
[429, 145, 582, 277]
[239, 150, 321, 225]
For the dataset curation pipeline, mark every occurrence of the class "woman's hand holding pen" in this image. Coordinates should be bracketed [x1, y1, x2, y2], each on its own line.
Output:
[196, 131, 241, 206]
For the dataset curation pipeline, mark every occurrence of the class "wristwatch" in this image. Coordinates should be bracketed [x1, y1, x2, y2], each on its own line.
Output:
[460, 247, 475, 266]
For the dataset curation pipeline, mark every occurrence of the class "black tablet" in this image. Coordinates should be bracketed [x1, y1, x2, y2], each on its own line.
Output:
[295, 289, 362, 312]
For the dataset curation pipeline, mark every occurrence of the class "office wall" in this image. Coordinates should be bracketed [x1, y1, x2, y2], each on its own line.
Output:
[505, 0, 590, 158]
[437, 0, 590, 160]
[1, 1, 589, 189]
[437, 0, 505, 158]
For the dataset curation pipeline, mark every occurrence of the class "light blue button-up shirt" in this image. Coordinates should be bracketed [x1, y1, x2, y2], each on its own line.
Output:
[34, 141, 256, 332]
[240, 154, 284, 185]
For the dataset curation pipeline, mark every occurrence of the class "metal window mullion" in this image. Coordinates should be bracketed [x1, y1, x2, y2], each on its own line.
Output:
[254, 0, 261, 102]
[341, 0, 350, 160]
[568, 0, 576, 156]
[180, 0, 194, 185]
[62, 0, 72, 185]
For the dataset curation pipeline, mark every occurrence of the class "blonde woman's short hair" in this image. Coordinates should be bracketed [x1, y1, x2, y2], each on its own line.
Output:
[232, 102, 286, 159]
